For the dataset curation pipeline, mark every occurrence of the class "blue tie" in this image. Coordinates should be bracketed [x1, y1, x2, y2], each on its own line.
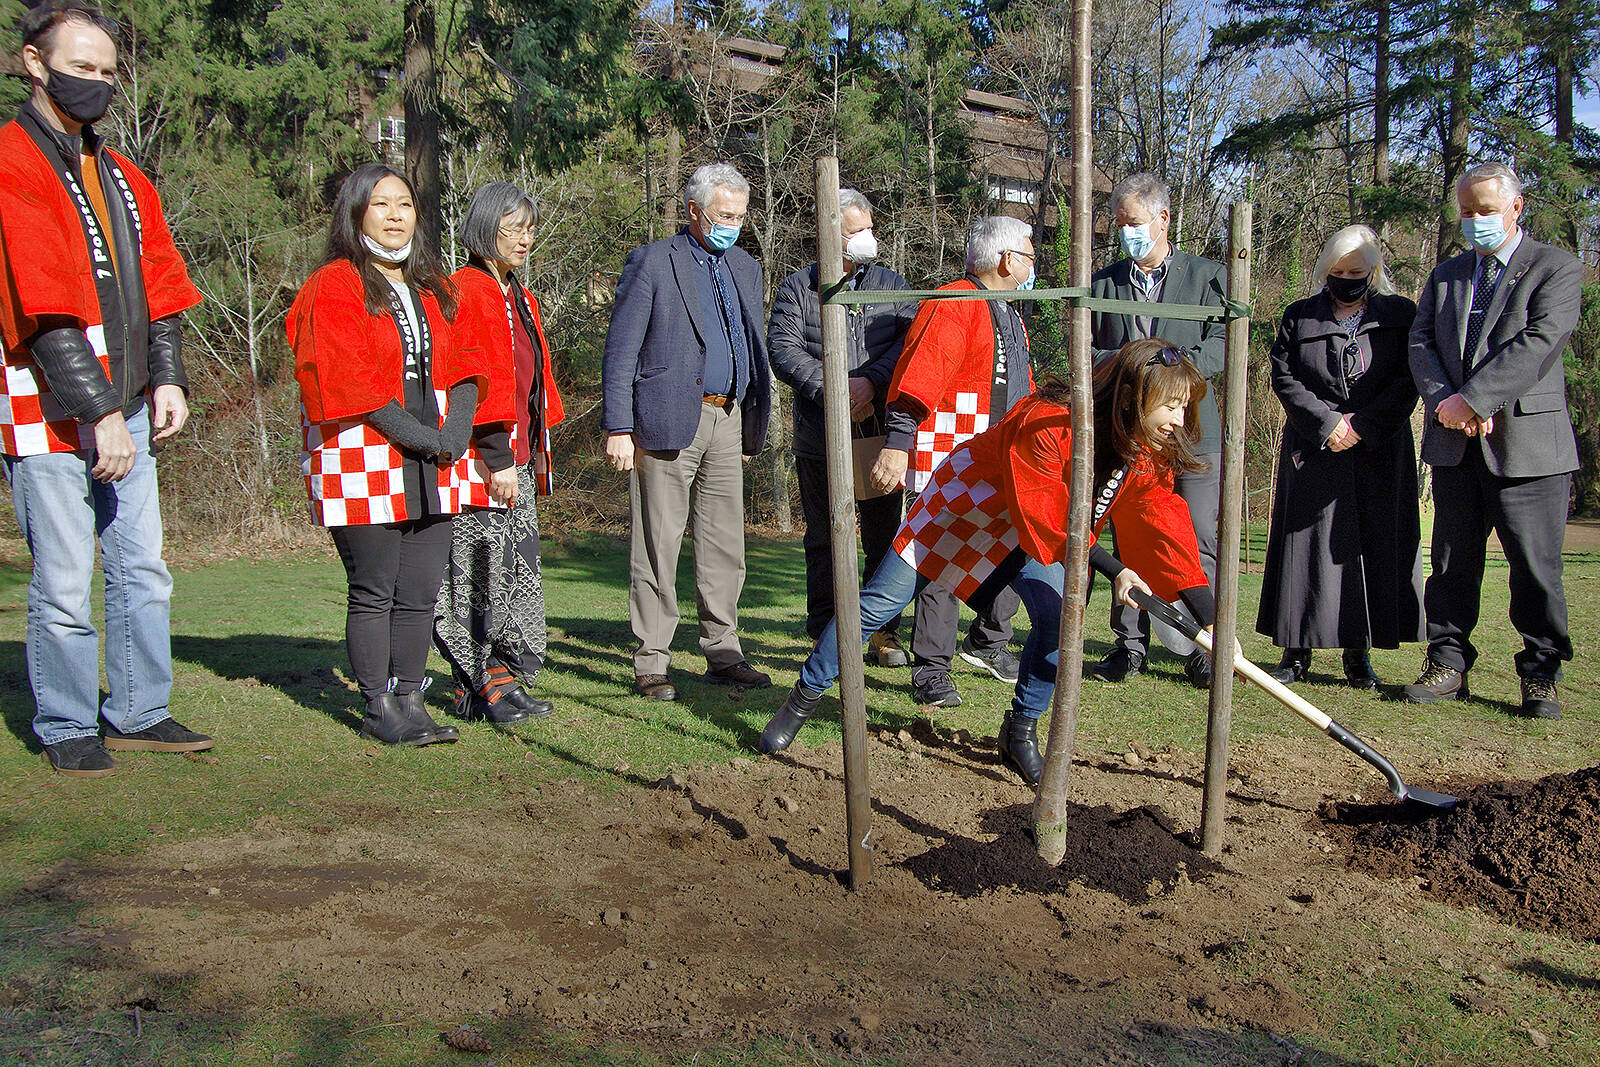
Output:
[1462, 257, 1502, 375]
[711, 257, 748, 399]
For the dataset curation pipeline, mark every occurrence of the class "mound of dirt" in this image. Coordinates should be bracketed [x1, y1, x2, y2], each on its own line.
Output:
[1349, 765, 1600, 940]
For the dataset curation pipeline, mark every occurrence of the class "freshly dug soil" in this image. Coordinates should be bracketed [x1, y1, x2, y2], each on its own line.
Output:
[1349, 766, 1600, 941]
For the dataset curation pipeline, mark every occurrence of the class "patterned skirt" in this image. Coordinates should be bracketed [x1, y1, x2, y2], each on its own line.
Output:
[433, 462, 547, 691]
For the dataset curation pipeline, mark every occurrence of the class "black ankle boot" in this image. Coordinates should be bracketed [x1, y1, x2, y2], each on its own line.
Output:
[997, 713, 1043, 785]
[397, 690, 458, 743]
[361, 693, 436, 747]
[1267, 648, 1311, 685]
[1342, 649, 1379, 690]
[759, 685, 822, 755]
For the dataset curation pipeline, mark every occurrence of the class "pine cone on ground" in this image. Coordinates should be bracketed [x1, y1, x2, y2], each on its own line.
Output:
[441, 1026, 493, 1053]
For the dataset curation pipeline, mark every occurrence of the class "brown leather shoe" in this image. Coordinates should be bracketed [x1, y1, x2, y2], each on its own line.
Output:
[704, 661, 772, 689]
[635, 674, 677, 701]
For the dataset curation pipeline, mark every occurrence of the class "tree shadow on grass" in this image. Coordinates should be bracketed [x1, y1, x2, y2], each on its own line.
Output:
[169, 633, 363, 732]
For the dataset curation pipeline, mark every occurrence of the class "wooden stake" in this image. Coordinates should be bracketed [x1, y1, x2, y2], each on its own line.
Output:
[1200, 203, 1253, 855]
[815, 157, 873, 889]
[1033, 0, 1095, 866]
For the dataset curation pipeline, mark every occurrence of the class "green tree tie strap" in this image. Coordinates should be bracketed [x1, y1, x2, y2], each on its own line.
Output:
[821, 283, 1252, 324]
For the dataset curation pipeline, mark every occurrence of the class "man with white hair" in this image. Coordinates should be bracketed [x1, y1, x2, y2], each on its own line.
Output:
[601, 163, 773, 700]
[867, 215, 1034, 708]
[1405, 161, 1582, 719]
[768, 188, 916, 662]
[1087, 171, 1226, 690]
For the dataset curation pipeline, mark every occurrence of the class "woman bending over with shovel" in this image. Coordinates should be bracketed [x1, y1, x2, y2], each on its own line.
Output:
[759, 337, 1217, 784]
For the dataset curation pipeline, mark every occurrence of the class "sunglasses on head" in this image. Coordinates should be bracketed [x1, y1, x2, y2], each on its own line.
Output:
[1146, 346, 1185, 367]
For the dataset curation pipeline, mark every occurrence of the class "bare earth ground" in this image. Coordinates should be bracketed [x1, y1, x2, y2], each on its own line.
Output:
[19, 722, 1556, 1065]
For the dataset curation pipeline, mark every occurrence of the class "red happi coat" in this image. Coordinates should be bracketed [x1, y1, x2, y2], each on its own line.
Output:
[893, 395, 1207, 603]
[0, 119, 201, 456]
[289, 260, 484, 527]
[447, 266, 565, 506]
[886, 279, 1033, 492]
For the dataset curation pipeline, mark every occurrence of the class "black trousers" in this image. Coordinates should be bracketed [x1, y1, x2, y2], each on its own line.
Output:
[797, 455, 904, 641]
[1109, 457, 1220, 655]
[331, 516, 454, 701]
[1425, 450, 1571, 678]
[906, 491, 1020, 685]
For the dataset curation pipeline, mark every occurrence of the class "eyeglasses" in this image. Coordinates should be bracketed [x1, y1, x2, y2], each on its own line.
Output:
[1146, 346, 1185, 367]
[1005, 248, 1035, 261]
[498, 223, 536, 238]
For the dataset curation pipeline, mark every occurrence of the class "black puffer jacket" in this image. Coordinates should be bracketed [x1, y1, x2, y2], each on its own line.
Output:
[767, 262, 915, 459]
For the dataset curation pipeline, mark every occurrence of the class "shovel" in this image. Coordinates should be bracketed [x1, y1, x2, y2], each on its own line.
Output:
[1129, 588, 1459, 810]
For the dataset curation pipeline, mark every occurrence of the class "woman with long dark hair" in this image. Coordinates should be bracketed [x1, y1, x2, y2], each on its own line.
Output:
[289, 162, 484, 746]
[433, 182, 565, 723]
[759, 337, 1218, 784]
[1256, 224, 1424, 687]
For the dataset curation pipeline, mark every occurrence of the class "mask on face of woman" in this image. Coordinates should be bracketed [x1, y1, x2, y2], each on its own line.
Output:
[1325, 273, 1371, 304]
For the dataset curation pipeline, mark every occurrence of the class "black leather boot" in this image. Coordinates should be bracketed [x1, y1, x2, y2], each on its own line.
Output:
[397, 690, 458, 744]
[1267, 648, 1311, 685]
[1342, 649, 1379, 690]
[759, 685, 823, 755]
[997, 713, 1043, 785]
[361, 693, 436, 747]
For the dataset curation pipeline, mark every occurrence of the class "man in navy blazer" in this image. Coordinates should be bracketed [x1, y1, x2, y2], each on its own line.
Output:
[601, 163, 773, 701]
[1406, 161, 1583, 719]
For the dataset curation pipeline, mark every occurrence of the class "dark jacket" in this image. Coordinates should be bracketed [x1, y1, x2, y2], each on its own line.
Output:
[600, 229, 771, 455]
[1409, 235, 1582, 478]
[1256, 289, 1424, 648]
[767, 263, 915, 459]
[1090, 249, 1227, 455]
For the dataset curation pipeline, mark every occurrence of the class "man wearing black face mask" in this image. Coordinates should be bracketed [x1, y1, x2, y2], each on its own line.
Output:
[0, 0, 212, 777]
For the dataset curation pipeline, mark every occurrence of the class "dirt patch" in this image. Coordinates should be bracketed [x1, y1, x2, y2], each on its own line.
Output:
[13, 725, 1534, 1062]
[1348, 766, 1600, 941]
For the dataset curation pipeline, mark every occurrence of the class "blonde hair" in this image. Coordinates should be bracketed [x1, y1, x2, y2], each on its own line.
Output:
[1309, 224, 1393, 296]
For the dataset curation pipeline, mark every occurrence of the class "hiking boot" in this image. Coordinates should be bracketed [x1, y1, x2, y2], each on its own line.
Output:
[958, 638, 1021, 683]
[360, 694, 436, 747]
[997, 713, 1043, 785]
[42, 736, 117, 778]
[1089, 647, 1146, 683]
[705, 661, 772, 689]
[867, 631, 909, 667]
[635, 674, 677, 701]
[912, 672, 962, 708]
[1519, 676, 1561, 720]
[1268, 648, 1311, 686]
[1183, 649, 1213, 689]
[1342, 649, 1379, 690]
[760, 684, 824, 755]
[1402, 659, 1468, 704]
[102, 717, 215, 752]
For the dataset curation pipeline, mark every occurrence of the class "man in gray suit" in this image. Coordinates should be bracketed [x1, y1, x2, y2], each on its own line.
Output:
[601, 163, 773, 701]
[1405, 161, 1583, 718]
[1087, 172, 1225, 688]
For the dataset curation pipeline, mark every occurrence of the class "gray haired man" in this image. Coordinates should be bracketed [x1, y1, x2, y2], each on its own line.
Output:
[601, 163, 774, 700]
[1088, 172, 1226, 689]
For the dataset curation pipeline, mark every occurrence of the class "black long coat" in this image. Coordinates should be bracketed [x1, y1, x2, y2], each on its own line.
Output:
[1256, 290, 1426, 649]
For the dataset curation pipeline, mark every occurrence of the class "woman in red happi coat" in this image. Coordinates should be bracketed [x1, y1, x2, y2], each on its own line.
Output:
[761, 337, 1216, 784]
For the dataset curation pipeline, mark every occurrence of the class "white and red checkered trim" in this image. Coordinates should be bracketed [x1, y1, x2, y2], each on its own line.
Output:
[909, 390, 988, 494]
[302, 386, 460, 527]
[453, 418, 519, 511]
[893, 448, 1018, 602]
[0, 324, 109, 456]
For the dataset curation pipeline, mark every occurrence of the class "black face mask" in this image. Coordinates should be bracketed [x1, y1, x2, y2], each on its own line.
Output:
[1325, 273, 1371, 304]
[42, 66, 115, 126]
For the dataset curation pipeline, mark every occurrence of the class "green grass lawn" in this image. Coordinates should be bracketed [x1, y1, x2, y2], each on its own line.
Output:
[2, 530, 1598, 1065]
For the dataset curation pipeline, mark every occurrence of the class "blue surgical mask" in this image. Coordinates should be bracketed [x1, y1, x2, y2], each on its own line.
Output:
[704, 222, 741, 252]
[1017, 269, 1036, 291]
[1120, 223, 1155, 262]
[1460, 212, 1508, 255]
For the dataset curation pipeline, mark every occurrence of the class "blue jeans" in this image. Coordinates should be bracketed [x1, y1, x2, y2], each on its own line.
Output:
[797, 553, 1063, 721]
[6, 407, 175, 746]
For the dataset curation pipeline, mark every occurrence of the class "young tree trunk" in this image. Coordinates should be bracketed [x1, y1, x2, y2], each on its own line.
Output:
[1372, 0, 1390, 237]
[404, 0, 442, 259]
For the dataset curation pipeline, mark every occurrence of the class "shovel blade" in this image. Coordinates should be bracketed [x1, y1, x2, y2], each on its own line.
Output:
[1397, 784, 1460, 810]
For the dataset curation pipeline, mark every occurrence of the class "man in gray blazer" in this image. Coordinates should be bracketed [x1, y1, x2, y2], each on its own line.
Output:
[1406, 161, 1582, 718]
[1087, 172, 1225, 689]
[601, 163, 773, 701]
